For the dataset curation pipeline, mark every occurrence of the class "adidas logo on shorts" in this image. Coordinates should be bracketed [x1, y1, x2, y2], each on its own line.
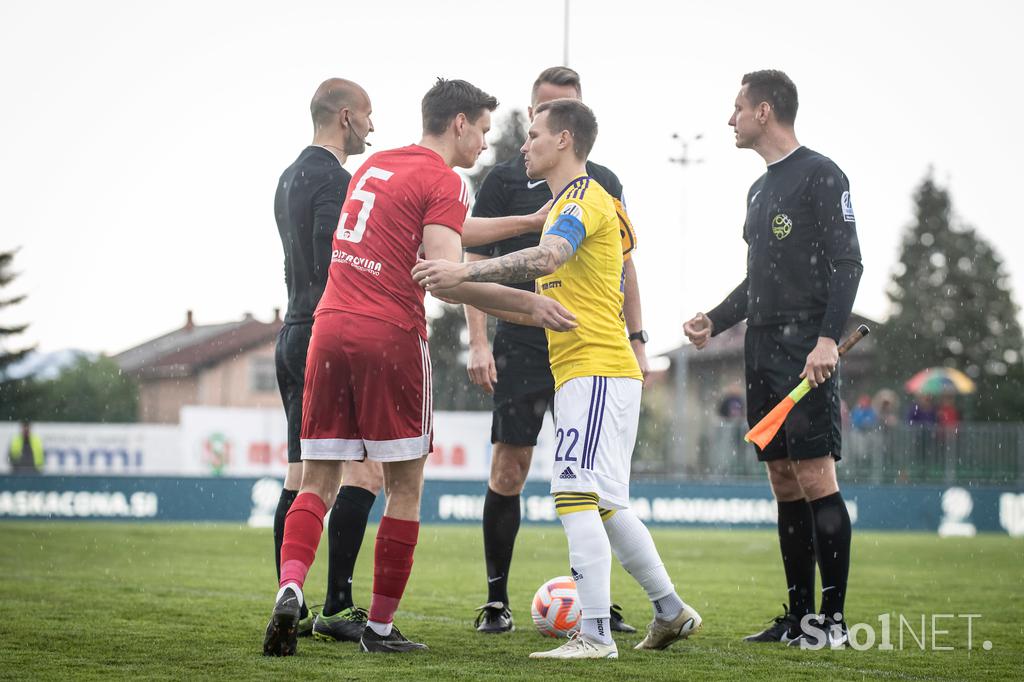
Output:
[558, 467, 576, 480]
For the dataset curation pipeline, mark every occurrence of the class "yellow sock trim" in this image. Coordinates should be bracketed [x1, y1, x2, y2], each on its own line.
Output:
[554, 491, 599, 516]
[599, 507, 616, 522]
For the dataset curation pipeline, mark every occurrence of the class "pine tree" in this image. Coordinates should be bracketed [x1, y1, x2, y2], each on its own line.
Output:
[0, 249, 33, 376]
[879, 172, 1024, 420]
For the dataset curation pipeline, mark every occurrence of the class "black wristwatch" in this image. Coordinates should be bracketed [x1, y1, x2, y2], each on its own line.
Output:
[628, 330, 649, 344]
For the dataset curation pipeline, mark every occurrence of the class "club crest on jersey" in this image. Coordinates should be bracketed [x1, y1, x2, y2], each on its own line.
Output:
[560, 202, 583, 220]
[772, 213, 793, 240]
[841, 191, 856, 223]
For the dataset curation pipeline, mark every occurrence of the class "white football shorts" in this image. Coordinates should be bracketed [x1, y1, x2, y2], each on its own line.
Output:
[549, 376, 642, 509]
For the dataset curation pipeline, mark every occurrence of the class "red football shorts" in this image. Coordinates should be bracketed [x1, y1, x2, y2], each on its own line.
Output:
[300, 312, 432, 462]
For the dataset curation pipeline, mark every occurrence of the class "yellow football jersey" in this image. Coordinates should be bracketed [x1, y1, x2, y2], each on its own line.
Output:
[537, 175, 642, 389]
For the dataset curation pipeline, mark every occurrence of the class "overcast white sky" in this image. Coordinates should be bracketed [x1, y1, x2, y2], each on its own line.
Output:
[1, 0, 1022, 358]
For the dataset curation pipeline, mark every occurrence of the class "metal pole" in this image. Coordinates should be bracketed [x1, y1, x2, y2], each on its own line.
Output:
[667, 133, 703, 478]
[563, 0, 570, 67]
[672, 347, 688, 476]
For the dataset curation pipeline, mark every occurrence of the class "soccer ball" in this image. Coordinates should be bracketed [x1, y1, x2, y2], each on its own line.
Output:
[531, 576, 581, 638]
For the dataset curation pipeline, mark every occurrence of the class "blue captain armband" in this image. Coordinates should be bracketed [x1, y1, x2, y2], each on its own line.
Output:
[546, 210, 586, 253]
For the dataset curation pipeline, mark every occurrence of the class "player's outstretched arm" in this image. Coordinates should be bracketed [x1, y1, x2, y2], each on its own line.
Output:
[412, 234, 573, 290]
[420, 225, 575, 332]
[461, 201, 551, 248]
[435, 282, 576, 332]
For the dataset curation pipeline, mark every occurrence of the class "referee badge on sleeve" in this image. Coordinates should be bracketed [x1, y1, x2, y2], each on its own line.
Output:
[841, 191, 856, 223]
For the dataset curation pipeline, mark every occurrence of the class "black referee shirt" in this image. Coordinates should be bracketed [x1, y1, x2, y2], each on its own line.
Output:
[707, 146, 863, 342]
[274, 146, 351, 325]
[466, 154, 625, 343]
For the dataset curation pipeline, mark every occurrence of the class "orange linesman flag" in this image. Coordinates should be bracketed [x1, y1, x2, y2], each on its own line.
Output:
[744, 325, 870, 450]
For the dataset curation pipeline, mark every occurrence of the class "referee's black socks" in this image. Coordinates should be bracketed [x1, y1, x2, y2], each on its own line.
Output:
[273, 488, 308, 620]
[483, 487, 521, 606]
[323, 485, 377, 617]
[776, 499, 816, 619]
[274, 488, 299, 582]
[809, 491, 852, 623]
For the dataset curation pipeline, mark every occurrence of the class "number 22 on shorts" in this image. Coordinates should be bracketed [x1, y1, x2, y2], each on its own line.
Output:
[554, 427, 579, 463]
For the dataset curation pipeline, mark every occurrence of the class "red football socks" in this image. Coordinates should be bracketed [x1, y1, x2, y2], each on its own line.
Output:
[368, 516, 420, 624]
[279, 492, 327, 588]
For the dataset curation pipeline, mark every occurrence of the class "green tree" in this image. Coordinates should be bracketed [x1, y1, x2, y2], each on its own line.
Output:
[879, 172, 1024, 420]
[0, 249, 33, 376]
[429, 110, 528, 411]
[3, 355, 138, 422]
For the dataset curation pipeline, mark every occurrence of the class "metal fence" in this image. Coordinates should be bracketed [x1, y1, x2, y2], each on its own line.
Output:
[654, 421, 1024, 484]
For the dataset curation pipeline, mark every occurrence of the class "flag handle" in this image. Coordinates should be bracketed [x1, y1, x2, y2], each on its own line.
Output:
[743, 325, 871, 449]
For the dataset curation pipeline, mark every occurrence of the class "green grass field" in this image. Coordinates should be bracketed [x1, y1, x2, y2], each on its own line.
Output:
[0, 522, 1021, 680]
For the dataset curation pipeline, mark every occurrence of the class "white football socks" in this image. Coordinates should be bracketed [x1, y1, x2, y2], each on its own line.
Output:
[652, 593, 685, 622]
[276, 582, 304, 607]
[581, 616, 613, 645]
[603, 508, 683, 621]
[559, 508, 612, 631]
[367, 620, 393, 636]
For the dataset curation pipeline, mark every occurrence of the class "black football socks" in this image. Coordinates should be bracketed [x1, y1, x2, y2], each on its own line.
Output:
[777, 498, 816, 620]
[323, 485, 377, 617]
[810, 492, 852, 623]
[482, 487, 521, 605]
[274, 488, 299, 582]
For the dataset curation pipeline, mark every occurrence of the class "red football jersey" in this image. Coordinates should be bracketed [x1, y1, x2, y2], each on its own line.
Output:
[316, 145, 468, 338]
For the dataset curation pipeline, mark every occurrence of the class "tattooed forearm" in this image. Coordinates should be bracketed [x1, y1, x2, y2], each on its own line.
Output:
[465, 241, 572, 284]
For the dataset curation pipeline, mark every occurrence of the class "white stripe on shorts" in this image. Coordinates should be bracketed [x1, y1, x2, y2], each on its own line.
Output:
[300, 437, 365, 460]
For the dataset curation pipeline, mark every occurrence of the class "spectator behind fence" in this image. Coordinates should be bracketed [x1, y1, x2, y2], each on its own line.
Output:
[851, 395, 878, 430]
[907, 396, 937, 425]
[8, 419, 43, 475]
[936, 396, 960, 430]
[873, 389, 900, 428]
[718, 388, 745, 420]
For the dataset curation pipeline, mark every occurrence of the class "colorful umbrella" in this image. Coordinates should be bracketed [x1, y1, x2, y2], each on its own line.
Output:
[904, 367, 976, 395]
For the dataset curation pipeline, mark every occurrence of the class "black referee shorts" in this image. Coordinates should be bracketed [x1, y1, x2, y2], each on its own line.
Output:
[490, 331, 555, 447]
[745, 321, 842, 462]
[275, 322, 312, 464]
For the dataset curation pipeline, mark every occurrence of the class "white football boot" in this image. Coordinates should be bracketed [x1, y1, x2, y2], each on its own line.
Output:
[634, 602, 703, 650]
[529, 631, 618, 659]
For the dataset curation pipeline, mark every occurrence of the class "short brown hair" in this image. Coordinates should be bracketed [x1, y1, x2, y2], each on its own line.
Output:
[532, 66, 582, 103]
[534, 98, 597, 161]
[421, 78, 499, 136]
[741, 70, 798, 126]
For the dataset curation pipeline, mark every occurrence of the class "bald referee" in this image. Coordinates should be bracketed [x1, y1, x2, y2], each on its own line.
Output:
[273, 78, 382, 642]
[684, 70, 862, 649]
[272, 78, 555, 643]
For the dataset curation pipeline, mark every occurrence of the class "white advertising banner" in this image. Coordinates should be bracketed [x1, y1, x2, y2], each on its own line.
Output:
[179, 406, 555, 480]
[0, 422, 181, 475]
[1, 408, 556, 479]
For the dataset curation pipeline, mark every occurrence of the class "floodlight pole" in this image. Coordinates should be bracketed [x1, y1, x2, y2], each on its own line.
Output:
[668, 132, 704, 475]
[668, 132, 704, 167]
[563, 0, 570, 66]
